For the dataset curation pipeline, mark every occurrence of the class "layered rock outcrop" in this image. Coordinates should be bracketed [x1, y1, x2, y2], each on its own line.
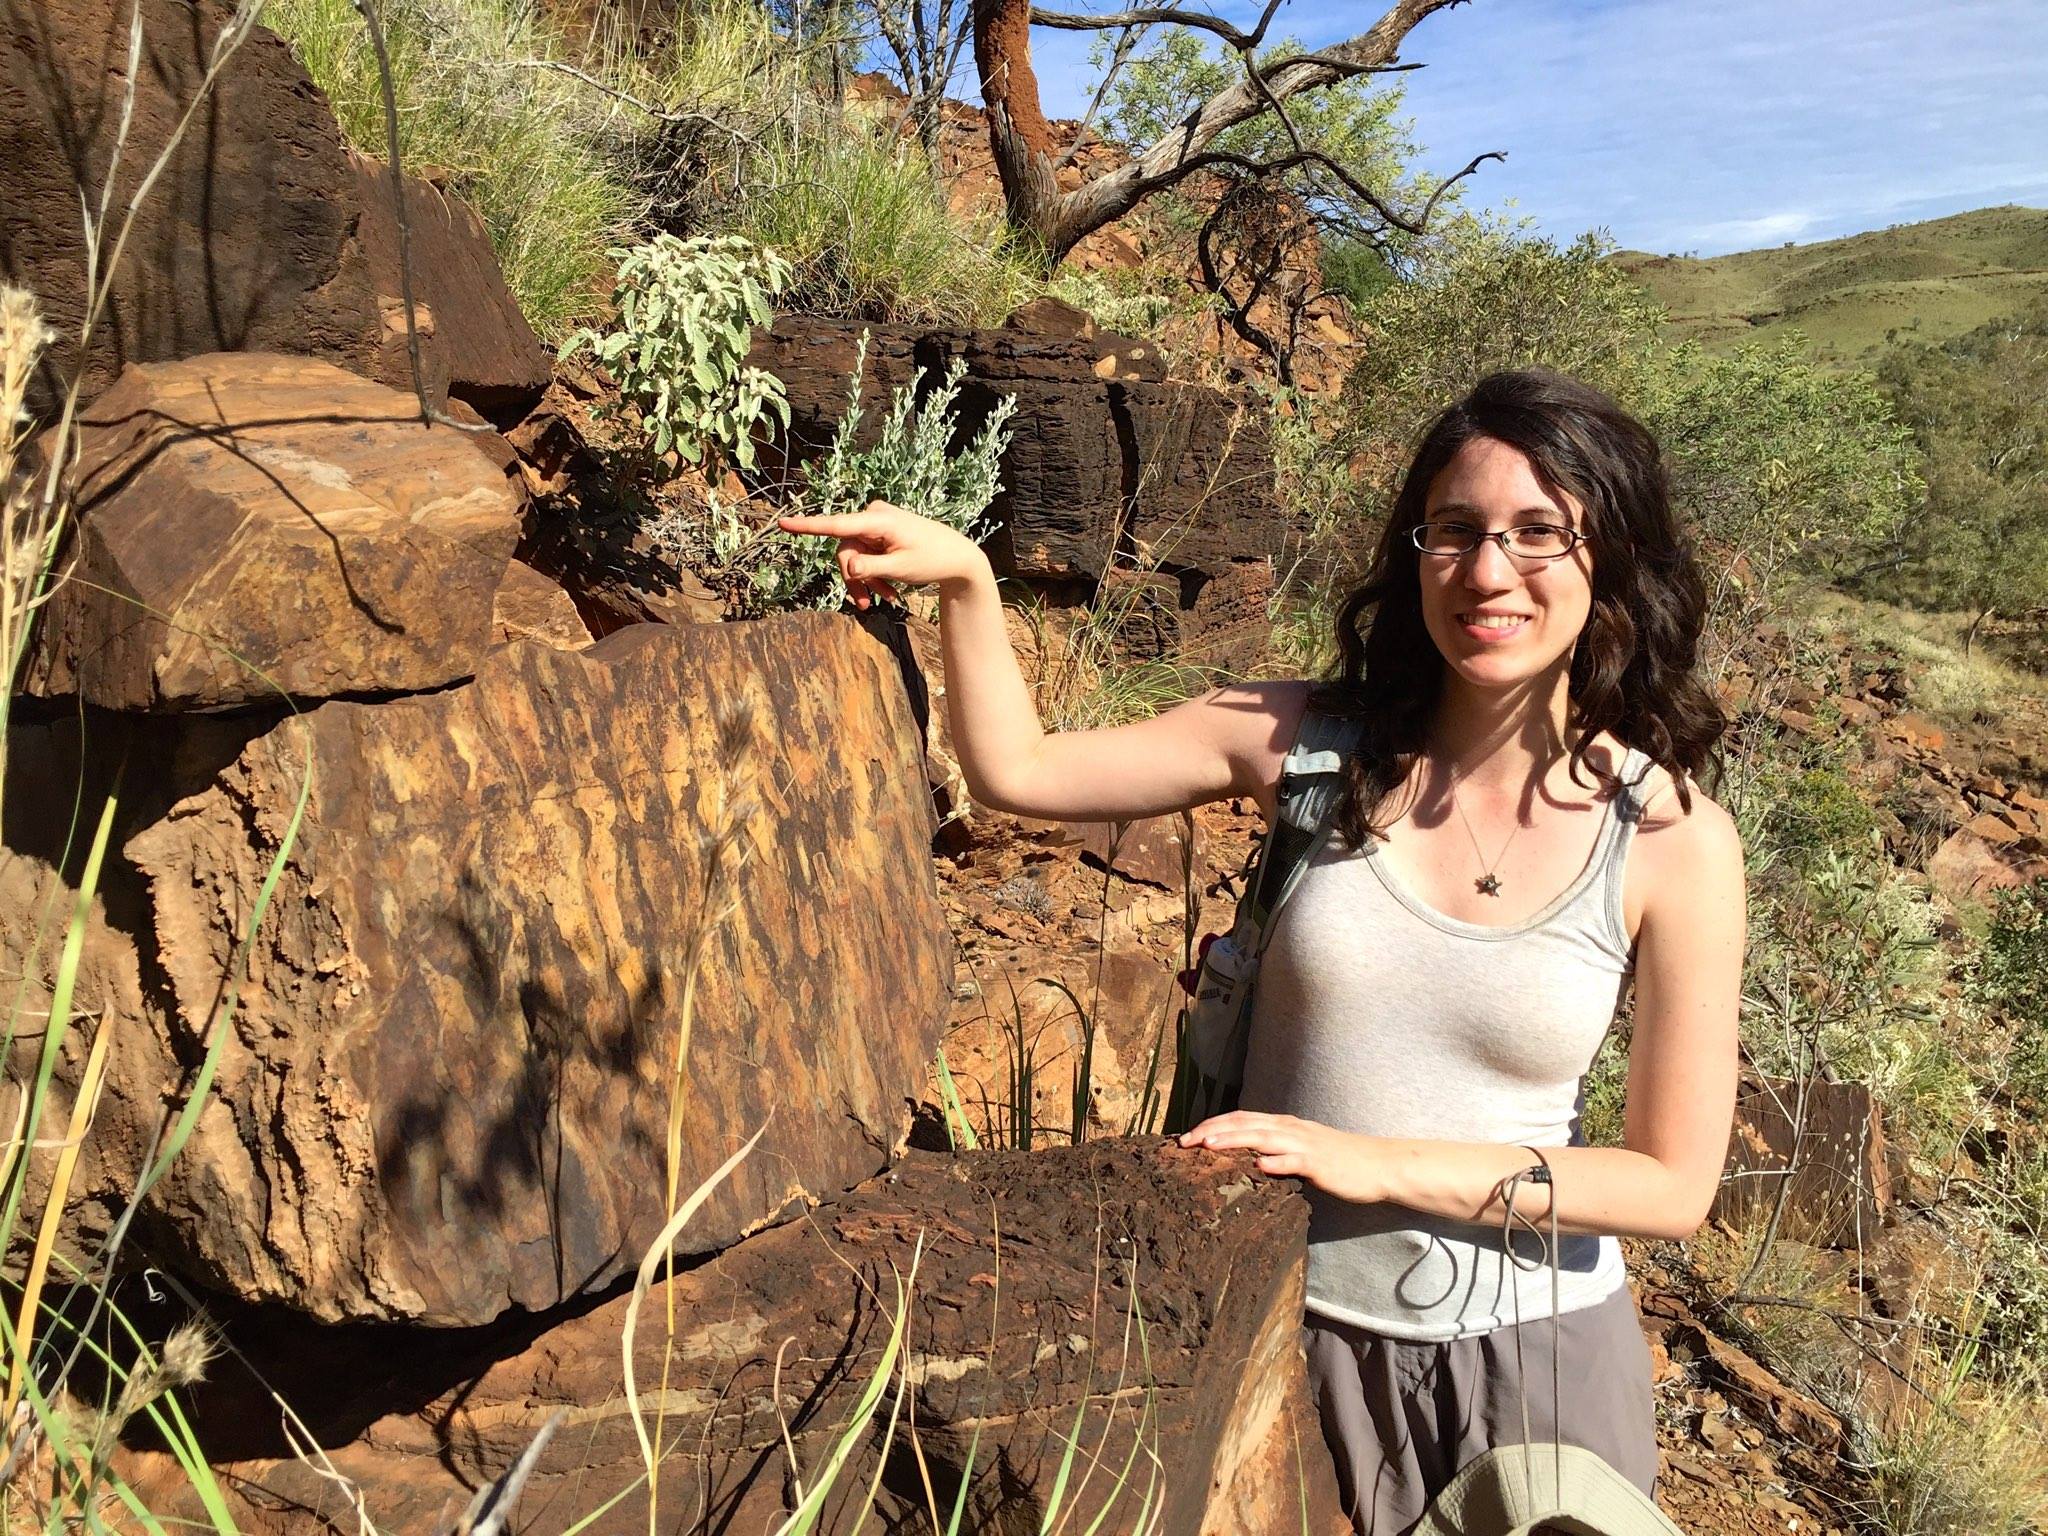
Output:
[1, 0, 547, 422]
[145, 1141, 1344, 1535]
[747, 316, 1289, 605]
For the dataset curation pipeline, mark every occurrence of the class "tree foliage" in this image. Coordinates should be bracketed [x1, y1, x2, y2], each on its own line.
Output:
[1094, 27, 1426, 229]
[1338, 225, 1663, 478]
[969, 0, 1472, 269]
[1639, 337, 1919, 620]
[1087, 25, 1467, 380]
[1877, 307, 2048, 646]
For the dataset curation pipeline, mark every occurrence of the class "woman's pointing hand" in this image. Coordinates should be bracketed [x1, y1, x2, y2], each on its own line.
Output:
[776, 499, 990, 610]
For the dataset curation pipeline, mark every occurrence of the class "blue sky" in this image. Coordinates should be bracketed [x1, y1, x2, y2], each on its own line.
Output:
[1010, 0, 2048, 256]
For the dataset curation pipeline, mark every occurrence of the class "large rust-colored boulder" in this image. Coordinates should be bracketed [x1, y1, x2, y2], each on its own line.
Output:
[2, 0, 545, 422]
[3, 0, 376, 414]
[56, 616, 952, 1325]
[950, 326, 1162, 582]
[1926, 826, 2044, 908]
[1122, 380, 1286, 575]
[156, 1142, 1345, 1535]
[24, 355, 521, 711]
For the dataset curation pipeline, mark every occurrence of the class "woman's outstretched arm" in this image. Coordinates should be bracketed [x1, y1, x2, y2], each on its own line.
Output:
[777, 501, 1307, 824]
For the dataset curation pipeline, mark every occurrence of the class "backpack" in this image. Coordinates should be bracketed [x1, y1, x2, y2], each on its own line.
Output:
[1164, 704, 1368, 1134]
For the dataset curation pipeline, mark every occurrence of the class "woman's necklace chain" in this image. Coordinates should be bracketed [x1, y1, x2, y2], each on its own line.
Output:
[1446, 765, 1528, 898]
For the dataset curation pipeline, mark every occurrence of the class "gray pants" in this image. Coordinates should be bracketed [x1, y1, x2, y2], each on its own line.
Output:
[1304, 1285, 1660, 1535]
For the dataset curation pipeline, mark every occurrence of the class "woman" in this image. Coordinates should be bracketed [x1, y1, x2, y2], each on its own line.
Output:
[778, 368, 1743, 1533]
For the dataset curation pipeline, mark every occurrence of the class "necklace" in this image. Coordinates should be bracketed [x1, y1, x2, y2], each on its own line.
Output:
[1445, 766, 1528, 897]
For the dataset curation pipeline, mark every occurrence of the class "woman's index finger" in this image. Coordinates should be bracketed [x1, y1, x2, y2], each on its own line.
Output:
[776, 512, 883, 541]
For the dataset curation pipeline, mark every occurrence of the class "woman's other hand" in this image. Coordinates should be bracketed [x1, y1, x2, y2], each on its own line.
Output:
[1178, 1112, 1381, 1205]
[776, 499, 990, 610]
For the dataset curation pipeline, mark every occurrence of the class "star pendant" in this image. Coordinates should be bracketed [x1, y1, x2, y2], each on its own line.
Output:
[1475, 872, 1504, 897]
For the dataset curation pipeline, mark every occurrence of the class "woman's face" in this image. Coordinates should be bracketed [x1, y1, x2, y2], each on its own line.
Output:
[1416, 435, 1595, 695]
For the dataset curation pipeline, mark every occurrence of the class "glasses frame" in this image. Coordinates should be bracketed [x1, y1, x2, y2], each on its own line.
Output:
[1408, 521, 1587, 563]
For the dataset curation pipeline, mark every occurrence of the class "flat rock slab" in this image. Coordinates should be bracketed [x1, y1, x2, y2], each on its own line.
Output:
[113, 615, 951, 1324]
[164, 1141, 1343, 1535]
[25, 354, 520, 710]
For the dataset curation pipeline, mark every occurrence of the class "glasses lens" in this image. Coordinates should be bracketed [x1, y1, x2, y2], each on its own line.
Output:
[1507, 525, 1576, 557]
[1414, 522, 1476, 555]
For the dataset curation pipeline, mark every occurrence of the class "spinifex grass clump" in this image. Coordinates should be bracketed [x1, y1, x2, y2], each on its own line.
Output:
[266, 0, 637, 339]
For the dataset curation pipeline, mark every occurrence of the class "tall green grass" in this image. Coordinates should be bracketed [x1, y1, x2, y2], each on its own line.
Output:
[271, 0, 1040, 337]
[267, 0, 639, 340]
[727, 103, 1039, 328]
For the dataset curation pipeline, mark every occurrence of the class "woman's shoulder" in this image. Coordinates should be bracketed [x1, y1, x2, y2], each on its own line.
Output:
[1573, 730, 1736, 843]
[1189, 679, 1319, 819]
[1603, 740, 1742, 873]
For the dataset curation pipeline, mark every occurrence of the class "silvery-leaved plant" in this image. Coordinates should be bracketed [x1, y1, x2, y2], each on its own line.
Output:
[745, 330, 1017, 610]
[560, 233, 792, 471]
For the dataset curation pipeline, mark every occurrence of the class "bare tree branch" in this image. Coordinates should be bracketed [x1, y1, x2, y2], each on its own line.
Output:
[1030, 0, 1284, 50]
[864, 0, 977, 159]
[1176, 146, 1503, 236]
[1196, 188, 1291, 384]
[353, 0, 493, 434]
[973, 0, 1487, 268]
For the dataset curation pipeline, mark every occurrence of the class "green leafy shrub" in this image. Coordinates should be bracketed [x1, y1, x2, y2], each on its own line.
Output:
[1049, 267, 1194, 340]
[1339, 226, 1664, 467]
[561, 234, 792, 469]
[730, 332, 1016, 611]
[1977, 878, 2048, 1096]
[1093, 26, 1441, 262]
[1759, 756, 1881, 874]
[1875, 306, 2048, 650]
[1321, 237, 1399, 307]
[1637, 335, 1921, 614]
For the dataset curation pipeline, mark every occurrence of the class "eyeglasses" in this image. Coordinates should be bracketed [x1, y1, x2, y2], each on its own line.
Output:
[1409, 521, 1586, 561]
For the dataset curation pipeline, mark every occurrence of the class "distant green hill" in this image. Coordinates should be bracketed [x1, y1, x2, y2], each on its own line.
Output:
[1609, 204, 2048, 366]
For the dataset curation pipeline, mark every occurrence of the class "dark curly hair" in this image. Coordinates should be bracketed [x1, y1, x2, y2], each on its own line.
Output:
[1312, 367, 1726, 849]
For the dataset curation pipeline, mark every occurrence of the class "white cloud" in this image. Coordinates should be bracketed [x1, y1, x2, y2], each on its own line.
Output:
[1679, 210, 1818, 250]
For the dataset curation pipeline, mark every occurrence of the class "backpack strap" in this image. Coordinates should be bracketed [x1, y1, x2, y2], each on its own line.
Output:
[1244, 704, 1367, 951]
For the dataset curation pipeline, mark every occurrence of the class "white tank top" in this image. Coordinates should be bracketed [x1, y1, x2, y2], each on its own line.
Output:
[1241, 747, 1652, 1340]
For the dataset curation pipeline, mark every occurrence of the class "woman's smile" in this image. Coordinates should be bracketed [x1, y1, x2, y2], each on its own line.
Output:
[1454, 609, 1531, 641]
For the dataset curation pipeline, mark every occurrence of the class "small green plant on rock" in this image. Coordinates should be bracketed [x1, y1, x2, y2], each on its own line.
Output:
[727, 331, 1016, 611]
[561, 233, 792, 470]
